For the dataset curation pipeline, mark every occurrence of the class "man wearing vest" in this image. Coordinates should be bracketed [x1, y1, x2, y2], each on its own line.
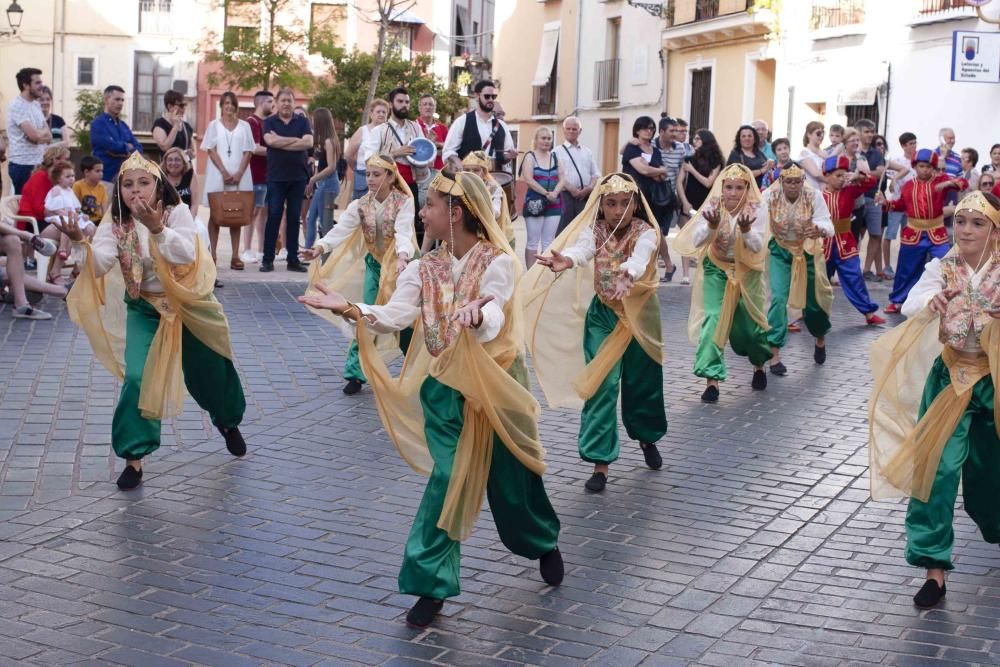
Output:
[442, 80, 517, 174]
[361, 87, 427, 240]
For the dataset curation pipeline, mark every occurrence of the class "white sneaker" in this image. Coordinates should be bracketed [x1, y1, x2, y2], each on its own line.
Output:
[276, 249, 288, 261]
[12, 304, 52, 320]
[680, 276, 691, 285]
[240, 249, 258, 264]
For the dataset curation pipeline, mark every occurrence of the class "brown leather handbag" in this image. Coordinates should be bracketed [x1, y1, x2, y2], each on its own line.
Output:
[207, 189, 254, 227]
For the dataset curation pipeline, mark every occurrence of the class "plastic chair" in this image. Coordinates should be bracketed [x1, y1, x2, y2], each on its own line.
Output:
[0, 195, 49, 281]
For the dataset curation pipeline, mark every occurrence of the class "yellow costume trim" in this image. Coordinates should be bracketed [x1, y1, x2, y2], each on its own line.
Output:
[459, 153, 515, 244]
[357, 171, 543, 542]
[520, 172, 663, 410]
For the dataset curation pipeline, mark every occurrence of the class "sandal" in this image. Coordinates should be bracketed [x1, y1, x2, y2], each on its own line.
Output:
[230, 258, 245, 270]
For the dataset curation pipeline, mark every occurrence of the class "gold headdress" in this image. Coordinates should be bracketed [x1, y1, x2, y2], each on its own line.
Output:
[461, 151, 492, 171]
[956, 190, 1000, 228]
[118, 151, 162, 180]
[364, 153, 412, 198]
[598, 173, 640, 196]
[720, 163, 753, 183]
[430, 169, 479, 215]
[780, 163, 805, 180]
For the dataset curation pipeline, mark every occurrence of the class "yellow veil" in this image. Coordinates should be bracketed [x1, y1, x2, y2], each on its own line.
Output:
[67, 152, 231, 420]
[764, 168, 834, 315]
[519, 173, 663, 409]
[304, 154, 417, 358]
[673, 162, 769, 346]
[357, 170, 546, 542]
[869, 191, 1000, 501]
[462, 150, 514, 245]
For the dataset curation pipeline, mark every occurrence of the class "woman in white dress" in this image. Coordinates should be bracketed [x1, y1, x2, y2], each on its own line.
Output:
[202, 91, 255, 271]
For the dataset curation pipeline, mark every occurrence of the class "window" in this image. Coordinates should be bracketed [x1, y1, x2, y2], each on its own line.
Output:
[133, 52, 174, 133]
[224, 0, 261, 53]
[531, 23, 560, 117]
[387, 24, 413, 59]
[690, 67, 712, 133]
[310, 3, 347, 53]
[845, 103, 879, 129]
[76, 57, 96, 87]
[139, 0, 173, 33]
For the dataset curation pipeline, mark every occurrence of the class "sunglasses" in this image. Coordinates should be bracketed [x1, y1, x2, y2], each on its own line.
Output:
[481, 93, 498, 100]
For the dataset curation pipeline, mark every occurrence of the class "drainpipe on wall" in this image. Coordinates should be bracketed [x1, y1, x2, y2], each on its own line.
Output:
[574, 0, 583, 114]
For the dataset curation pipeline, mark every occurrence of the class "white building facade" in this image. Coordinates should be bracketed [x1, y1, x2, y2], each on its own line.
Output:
[773, 0, 1000, 165]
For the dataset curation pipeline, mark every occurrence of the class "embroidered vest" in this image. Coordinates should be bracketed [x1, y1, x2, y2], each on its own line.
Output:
[939, 256, 1000, 350]
[593, 219, 647, 307]
[769, 188, 814, 245]
[358, 190, 406, 258]
[418, 242, 503, 357]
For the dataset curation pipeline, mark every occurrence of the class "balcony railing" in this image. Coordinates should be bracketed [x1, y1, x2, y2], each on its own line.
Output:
[918, 0, 968, 13]
[594, 59, 620, 103]
[696, 0, 719, 20]
[810, 0, 865, 30]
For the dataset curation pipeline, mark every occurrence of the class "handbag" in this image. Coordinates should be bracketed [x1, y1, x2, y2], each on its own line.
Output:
[650, 179, 675, 209]
[524, 198, 546, 217]
[208, 188, 254, 227]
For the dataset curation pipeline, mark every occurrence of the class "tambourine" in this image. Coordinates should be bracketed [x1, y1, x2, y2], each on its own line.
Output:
[406, 137, 436, 167]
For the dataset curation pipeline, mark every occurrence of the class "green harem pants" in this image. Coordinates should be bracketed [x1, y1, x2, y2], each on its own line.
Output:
[112, 296, 245, 460]
[694, 257, 772, 381]
[398, 375, 561, 600]
[905, 356, 1000, 571]
[344, 253, 413, 382]
[766, 238, 831, 348]
[578, 296, 667, 464]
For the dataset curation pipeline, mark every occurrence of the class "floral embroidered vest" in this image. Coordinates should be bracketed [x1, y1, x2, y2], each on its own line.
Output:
[711, 202, 757, 262]
[418, 242, 503, 357]
[768, 188, 814, 245]
[939, 256, 1000, 350]
[593, 219, 647, 306]
[358, 190, 406, 258]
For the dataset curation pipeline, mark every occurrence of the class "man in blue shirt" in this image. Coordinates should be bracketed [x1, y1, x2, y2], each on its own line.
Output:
[90, 85, 142, 193]
[260, 87, 312, 273]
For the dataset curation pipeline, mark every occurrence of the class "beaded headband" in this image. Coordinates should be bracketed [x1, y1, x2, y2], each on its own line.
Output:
[118, 152, 162, 180]
[430, 171, 477, 212]
[599, 173, 639, 195]
[780, 164, 805, 180]
[955, 190, 1000, 228]
[720, 163, 753, 183]
[462, 151, 492, 170]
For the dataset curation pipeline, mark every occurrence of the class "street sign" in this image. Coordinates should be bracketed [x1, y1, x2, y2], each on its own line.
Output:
[951, 30, 1000, 83]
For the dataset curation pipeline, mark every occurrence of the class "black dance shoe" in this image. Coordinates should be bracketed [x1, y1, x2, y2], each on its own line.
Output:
[218, 426, 247, 457]
[751, 369, 767, 390]
[343, 379, 363, 395]
[639, 442, 662, 470]
[769, 362, 787, 376]
[259, 261, 274, 273]
[913, 579, 946, 608]
[539, 547, 564, 586]
[116, 465, 143, 490]
[287, 262, 309, 273]
[584, 472, 607, 493]
[701, 385, 719, 403]
[405, 597, 443, 627]
[814, 344, 827, 365]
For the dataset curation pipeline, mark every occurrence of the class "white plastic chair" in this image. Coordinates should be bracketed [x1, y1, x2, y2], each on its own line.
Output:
[0, 195, 49, 281]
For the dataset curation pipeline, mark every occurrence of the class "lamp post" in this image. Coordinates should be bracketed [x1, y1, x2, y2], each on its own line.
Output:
[1, 1, 24, 37]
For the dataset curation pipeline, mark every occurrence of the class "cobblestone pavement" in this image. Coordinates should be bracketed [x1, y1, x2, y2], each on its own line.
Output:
[0, 271, 999, 667]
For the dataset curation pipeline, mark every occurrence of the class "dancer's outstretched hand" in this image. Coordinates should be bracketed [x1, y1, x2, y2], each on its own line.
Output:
[612, 271, 635, 300]
[297, 283, 349, 314]
[453, 294, 495, 329]
[535, 250, 573, 273]
[929, 288, 960, 315]
[736, 212, 754, 234]
[299, 246, 322, 261]
[53, 212, 84, 242]
[703, 208, 721, 230]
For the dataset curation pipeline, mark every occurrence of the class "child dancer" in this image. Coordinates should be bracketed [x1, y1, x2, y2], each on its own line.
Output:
[524, 173, 666, 493]
[870, 191, 1000, 609]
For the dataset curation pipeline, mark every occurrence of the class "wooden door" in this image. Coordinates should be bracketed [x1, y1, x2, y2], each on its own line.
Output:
[602, 119, 620, 176]
[690, 68, 712, 133]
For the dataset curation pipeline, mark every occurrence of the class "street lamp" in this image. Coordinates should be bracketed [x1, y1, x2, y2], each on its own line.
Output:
[2, 1, 24, 36]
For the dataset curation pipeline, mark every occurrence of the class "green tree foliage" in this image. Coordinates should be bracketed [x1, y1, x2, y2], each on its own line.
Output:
[72, 89, 106, 154]
[203, 0, 315, 92]
[311, 49, 467, 133]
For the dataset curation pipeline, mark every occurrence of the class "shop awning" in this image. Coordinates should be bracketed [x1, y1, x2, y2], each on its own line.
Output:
[390, 9, 424, 24]
[837, 85, 879, 106]
[532, 22, 560, 87]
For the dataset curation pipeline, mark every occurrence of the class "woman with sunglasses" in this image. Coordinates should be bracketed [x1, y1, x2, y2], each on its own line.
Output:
[798, 121, 828, 189]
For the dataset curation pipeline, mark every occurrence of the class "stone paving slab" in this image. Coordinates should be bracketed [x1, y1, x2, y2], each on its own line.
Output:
[0, 274, 998, 666]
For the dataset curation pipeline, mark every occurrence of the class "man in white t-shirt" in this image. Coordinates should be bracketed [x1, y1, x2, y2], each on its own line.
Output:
[6, 68, 52, 194]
